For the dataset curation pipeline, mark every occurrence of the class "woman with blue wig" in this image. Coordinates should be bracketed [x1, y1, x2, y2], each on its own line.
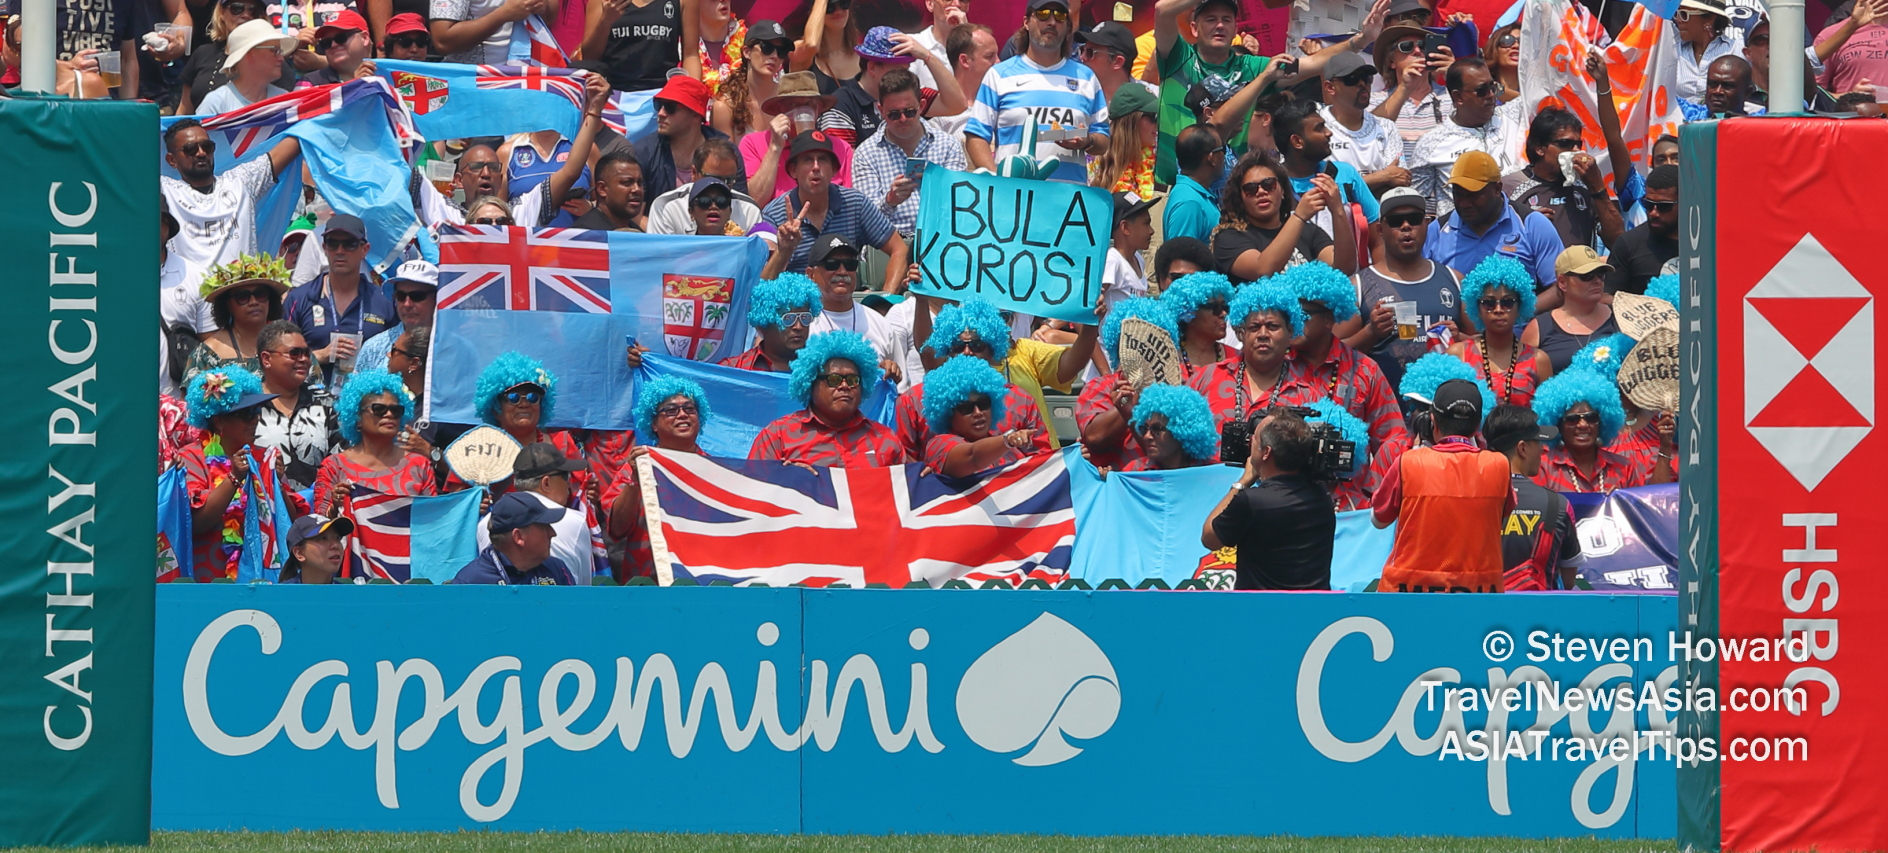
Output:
[1530, 370, 1664, 492]
[312, 370, 435, 523]
[750, 331, 906, 467]
[453, 352, 591, 501]
[1188, 279, 1306, 430]
[175, 365, 309, 581]
[1122, 385, 1220, 471]
[1450, 255, 1554, 407]
[606, 376, 711, 582]
[1567, 333, 1678, 484]
[720, 273, 822, 373]
[1076, 296, 1181, 469]
[899, 297, 1060, 461]
[1158, 270, 1239, 373]
[921, 356, 1041, 477]
[1283, 261, 1409, 471]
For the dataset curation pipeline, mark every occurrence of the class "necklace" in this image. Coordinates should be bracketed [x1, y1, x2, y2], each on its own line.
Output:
[1233, 360, 1287, 419]
[1179, 340, 1223, 369]
[1478, 334, 1521, 403]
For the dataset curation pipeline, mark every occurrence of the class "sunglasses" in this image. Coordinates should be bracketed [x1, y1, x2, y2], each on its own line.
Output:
[1496, 33, 1518, 48]
[264, 346, 310, 359]
[315, 32, 359, 52]
[950, 338, 994, 355]
[1479, 296, 1519, 310]
[1200, 300, 1230, 317]
[1078, 45, 1119, 61]
[390, 345, 418, 360]
[386, 34, 428, 49]
[394, 288, 434, 303]
[1463, 81, 1502, 98]
[1030, 7, 1069, 21]
[1549, 137, 1582, 149]
[778, 310, 814, 328]
[1383, 212, 1424, 228]
[1674, 9, 1702, 21]
[655, 402, 699, 417]
[1569, 270, 1606, 282]
[176, 139, 216, 156]
[1562, 411, 1601, 425]
[228, 286, 273, 304]
[460, 161, 500, 174]
[883, 107, 919, 120]
[656, 100, 691, 114]
[820, 257, 861, 271]
[819, 373, 863, 388]
[367, 402, 406, 418]
[324, 237, 364, 251]
[828, 0, 849, 9]
[233, 405, 265, 422]
[1139, 422, 1171, 437]
[1644, 201, 1676, 213]
[503, 390, 542, 404]
[1392, 38, 1420, 54]
[1334, 71, 1374, 87]
[752, 39, 791, 57]
[1240, 176, 1280, 196]
[953, 397, 993, 415]
[692, 194, 732, 209]
[222, 0, 262, 13]
[472, 216, 513, 225]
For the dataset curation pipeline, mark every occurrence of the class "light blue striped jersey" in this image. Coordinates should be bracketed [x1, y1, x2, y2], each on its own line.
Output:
[964, 54, 1110, 185]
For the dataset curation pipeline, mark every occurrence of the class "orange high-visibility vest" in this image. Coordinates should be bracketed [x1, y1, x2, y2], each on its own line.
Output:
[1381, 445, 1511, 593]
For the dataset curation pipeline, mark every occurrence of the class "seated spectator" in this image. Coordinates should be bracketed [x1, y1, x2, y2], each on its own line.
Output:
[251, 320, 338, 492]
[922, 356, 1041, 477]
[1530, 369, 1640, 493]
[647, 139, 764, 234]
[1448, 255, 1553, 407]
[634, 76, 731, 200]
[674, 176, 742, 235]
[1409, 58, 1523, 219]
[277, 216, 315, 272]
[1372, 378, 1514, 593]
[474, 442, 598, 585]
[1077, 296, 1182, 470]
[382, 325, 451, 487]
[606, 376, 711, 582]
[712, 19, 792, 140]
[1202, 407, 1338, 591]
[311, 369, 437, 524]
[1484, 404, 1585, 591]
[1672, 0, 1742, 104]
[178, 366, 308, 581]
[1283, 261, 1408, 473]
[186, 254, 291, 386]
[277, 515, 352, 584]
[356, 260, 438, 375]
[901, 298, 1061, 457]
[720, 273, 821, 372]
[307, 10, 374, 85]
[742, 71, 858, 204]
[1150, 236, 1218, 294]
[453, 352, 589, 497]
[852, 66, 968, 243]
[380, 13, 432, 59]
[1212, 151, 1351, 284]
[284, 214, 398, 384]
[453, 492, 577, 586]
[749, 331, 905, 467]
[762, 132, 907, 289]
[1159, 270, 1238, 375]
[823, 27, 963, 146]
[573, 152, 651, 232]
[1369, 24, 1456, 165]
[1122, 385, 1220, 471]
[1425, 151, 1564, 291]
[176, 0, 298, 115]
[1526, 246, 1620, 374]
[1320, 51, 1406, 195]
[1191, 278, 1307, 429]
[195, 21, 297, 114]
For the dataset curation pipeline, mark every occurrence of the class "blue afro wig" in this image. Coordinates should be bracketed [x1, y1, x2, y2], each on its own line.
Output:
[1643, 273, 1679, 309]
[336, 370, 416, 445]
[1460, 255, 1538, 330]
[746, 273, 823, 329]
[1282, 261, 1358, 323]
[475, 351, 558, 426]
[921, 355, 1011, 434]
[1129, 384, 1219, 462]
[185, 365, 265, 429]
[790, 331, 884, 405]
[1227, 279, 1308, 337]
[1398, 352, 1497, 414]
[1161, 271, 1236, 322]
[1565, 333, 1636, 382]
[1532, 369, 1626, 446]
[634, 375, 712, 440]
[924, 299, 1013, 361]
[1305, 398, 1369, 476]
[1101, 296, 1181, 366]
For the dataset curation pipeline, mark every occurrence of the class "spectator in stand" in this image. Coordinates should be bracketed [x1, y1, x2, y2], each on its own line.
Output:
[823, 27, 964, 146]
[750, 331, 905, 467]
[1672, 0, 1743, 105]
[251, 320, 338, 492]
[1164, 125, 1224, 246]
[1102, 191, 1157, 311]
[1212, 151, 1353, 283]
[1202, 407, 1337, 590]
[1605, 165, 1679, 295]
[784, 234, 898, 374]
[1702, 55, 1759, 116]
[195, 20, 297, 114]
[1370, 25, 1454, 161]
[1815, 0, 1888, 97]
[929, 22, 999, 138]
[583, 0, 697, 93]
[503, 126, 594, 206]
[1425, 151, 1563, 293]
[1653, 135, 1680, 170]
[277, 216, 315, 273]
[380, 12, 431, 59]
[357, 260, 439, 375]
[908, 0, 969, 90]
[1531, 369, 1643, 492]
[722, 273, 820, 372]
[473, 442, 597, 584]
[963, 0, 1108, 184]
[1190, 279, 1306, 429]
[1483, 404, 1584, 591]
[1409, 58, 1522, 219]
[604, 376, 710, 582]
[278, 515, 352, 584]
[178, 366, 309, 581]
[1448, 255, 1553, 408]
[712, 19, 790, 139]
[1282, 261, 1408, 481]
[915, 297, 1084, 446]
[1503, 102, 1626, 253]
[1321, 51, 1408, 196]
[430, 0, 541, 65]
[1525, 246, 1620, 374]
[1123, 385, 1220, 471]
[742, 72, 857, 203]
[311, 369, 436, 525]
[1566, 333, 1679, 485]
[762, 136, 907, 291]
[1151, 236, 1218, 294]
[284, 214, 398, 384]
[1486, 23, 1521, 102]
[635, 75, 732, 199]
[1077, 21, 1150, 108]
[578, 151, 655, 231]
[921, 355, 1043, 477]
[306, 10, 374, 84]
[414, 143, 502, 228]
[1744, 16, 1839, 112]
[1273, 97, 1379, 251]
[670, 176, 737, 235]
[852, 67, 968, 241]
[1076, 296, 1181, 470]
[381, 324, 449, 485]
[1159, 270, 1237, 375]
[1349, 187, 1461, 391]
[808, 0, 863, 94]
[161, 119, 301, 291]
[698, 0, 742, 95]
[1372, 378, 1514, 593]
[186, 254, 290, 384]
[455, 352, 590, 499]
[453, 492, 577, 585]
[176, 0, 297, 115]
[1092, 82, 1158, 197]
[161, 201, 216, 399]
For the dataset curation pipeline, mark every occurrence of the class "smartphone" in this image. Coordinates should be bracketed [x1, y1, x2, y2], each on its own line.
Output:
[1276, 57, 1300, 77]
[905, 157, 927, 181]
[1421, 31, 1449, 58]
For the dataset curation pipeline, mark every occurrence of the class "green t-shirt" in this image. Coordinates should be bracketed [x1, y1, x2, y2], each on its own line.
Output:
[1156, 39, 1270, 186]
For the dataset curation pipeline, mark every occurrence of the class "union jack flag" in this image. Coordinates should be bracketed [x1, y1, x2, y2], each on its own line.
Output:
[474, 63, 585, 110]
[507, 13, 570, 68]
[198, 78, 420, 158]
[642, 452, 1075, 588]
[347, 488, 413, 582]
[437, 224, 613, 313]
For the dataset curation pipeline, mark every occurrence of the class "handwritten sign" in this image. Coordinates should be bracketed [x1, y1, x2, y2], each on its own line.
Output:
[1119, 317, 1184, 390]
[912, 164, 1110, 325]
[444, 425, 523, 486]
[1611, 291, 1680, 341]
[1618, 327, 1679, 413]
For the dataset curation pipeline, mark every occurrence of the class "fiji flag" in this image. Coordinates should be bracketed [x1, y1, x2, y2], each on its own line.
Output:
[437, 224, 612, 313]
[379, 59, 586, 141]
[236, 448, 295, 583]
[157, 467, 192, 583]
[634, 354, 900, 457]
[507, 14, 569, 68]
[347, 488, 484, 583]
[609, 231, 772, 364]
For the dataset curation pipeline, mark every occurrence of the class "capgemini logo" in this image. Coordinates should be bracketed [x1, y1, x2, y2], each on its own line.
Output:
[954, 613, 1121, 766]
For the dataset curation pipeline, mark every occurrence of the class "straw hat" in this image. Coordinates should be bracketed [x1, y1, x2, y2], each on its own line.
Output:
[199, 253, 293, 303]
[222, 19, 299, 72]
[762, 71, 837, 116]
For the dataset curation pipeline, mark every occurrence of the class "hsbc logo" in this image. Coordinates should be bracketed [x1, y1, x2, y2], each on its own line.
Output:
[1744, 233, 1874, 491]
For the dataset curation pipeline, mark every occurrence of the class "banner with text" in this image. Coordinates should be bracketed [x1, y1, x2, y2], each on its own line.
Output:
[1519, 0, 1683, 186]
[912, 164, 1109, 324]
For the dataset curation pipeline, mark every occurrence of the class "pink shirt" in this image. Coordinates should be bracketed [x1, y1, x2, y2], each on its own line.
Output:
[1816, 20, 1888, 97]
[739, 130, 855, 203]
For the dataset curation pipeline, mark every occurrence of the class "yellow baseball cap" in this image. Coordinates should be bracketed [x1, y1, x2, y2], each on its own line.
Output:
[1447, 151, 1503, 192]
[1555, 245, 1614, 277]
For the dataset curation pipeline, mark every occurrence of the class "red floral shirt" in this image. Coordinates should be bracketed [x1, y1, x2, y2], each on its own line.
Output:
[1288, 340, 1410, 458]
[1534, 446, 1644, 493]
[601, 445, 704, 583]
[1460, 339, 1545, 408]
[1187, 355, 1317, 430]
[313, 451, 438, 517]
[718, 343, 791, 372]
[894, 381, 1052, 461]
[924, 433, 1025, 474]
[159, 394, 204, 473]
[1074, 373, 1144, 470]
[178, 443, 310, 582]
[750, 409, 907, 467]
[1608, 419, 1676, 483]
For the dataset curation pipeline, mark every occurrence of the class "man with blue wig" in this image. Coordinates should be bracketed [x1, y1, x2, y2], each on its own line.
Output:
[720, 273, 823, 373]
[1122, 385, 1220, 471]
[1189, 279, 1307, 429]
[1284, 261, 1409, 498]
[750, 331, 906, 467]
[896, 298, 1069, 459]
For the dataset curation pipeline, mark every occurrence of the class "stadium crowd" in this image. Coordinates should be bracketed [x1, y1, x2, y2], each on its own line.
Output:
[26, 0, 1866, 590]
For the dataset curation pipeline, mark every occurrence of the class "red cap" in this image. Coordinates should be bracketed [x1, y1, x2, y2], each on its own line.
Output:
[385, 12, 428, 35]
[314, 9, 368, 40]
[653, 74, 712, 119]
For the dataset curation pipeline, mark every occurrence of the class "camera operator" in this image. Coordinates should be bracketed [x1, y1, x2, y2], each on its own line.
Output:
[1202, 408, 1337, 591]
[1371, 379, 1515, 593]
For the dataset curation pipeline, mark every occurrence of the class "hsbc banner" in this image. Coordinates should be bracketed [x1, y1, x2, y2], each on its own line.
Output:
[157, 586, 1679, 837]
[1688, 117, 1886, 853]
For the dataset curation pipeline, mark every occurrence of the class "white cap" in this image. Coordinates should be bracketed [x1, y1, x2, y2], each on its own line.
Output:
[222, 20, 300, 72]
[389, 259, 439, 289]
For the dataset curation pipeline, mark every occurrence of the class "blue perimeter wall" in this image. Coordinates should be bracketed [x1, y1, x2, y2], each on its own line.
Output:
[155, 586, 1679, 837]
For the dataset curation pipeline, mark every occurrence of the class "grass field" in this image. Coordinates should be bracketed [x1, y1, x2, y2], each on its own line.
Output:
[17, 832, 1683, 853]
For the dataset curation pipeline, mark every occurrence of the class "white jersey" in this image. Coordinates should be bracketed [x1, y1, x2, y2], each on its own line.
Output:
[160, 157, 277, 293]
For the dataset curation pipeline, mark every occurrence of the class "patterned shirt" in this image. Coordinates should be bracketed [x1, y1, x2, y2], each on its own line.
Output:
[923, 433, 1026, 474]
[1460, 339, 1545, 409]
[851, 118, 969, 237]
[965, 53, 1111, 185]
[1187, 355, 1315, 430]
[750, 409, 907, 467]
[1534, 446, 1643, 494]
[1607, 419, 1676, 484]
[1074, 373, 1143, 470]
[312, 451, 438, 518]
[894, 381, 1052, 462]
[1288, 341, 1409, 457]
[600, 444, 709, 584]
[159, 394, 204, 473]
[718, 343, 791, 372]
[760, 184, 897, 274]
[179, 443, 311, 582]
[254, 386, 340, 492]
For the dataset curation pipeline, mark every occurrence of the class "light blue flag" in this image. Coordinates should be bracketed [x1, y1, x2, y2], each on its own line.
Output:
[1331, 513, 1395, 592]
[236, 450, 294, 584]
[911, 164, 1109, 324]
[409, 489, 485, 583]
[376, 59, 584, 142]
[428, 309, 640, 429]
[635, 354, 901, 458]
[283, 94, 435, 272]
[158, 116, 299, 265]
[608, 231, 772, 363]
[157, 467, 193, 584]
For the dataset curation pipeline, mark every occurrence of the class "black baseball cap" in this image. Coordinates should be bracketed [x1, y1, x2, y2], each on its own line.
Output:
[1196, 0, 1240, 15]
[809, 233, 859, 265]
[512, 441, 588, 480]
[1027, 0, 1070, 11]
[1432, 378, 1484, 421]
[748, 19, 788, 43]
[487, 491, 564, 533]
[1076, 21, 1137, 60]
[325, 213, 368, 242]
[1113, 191, 1159, 222]
[787, 130, 839, 168]
[1486, 414, 1558, 452]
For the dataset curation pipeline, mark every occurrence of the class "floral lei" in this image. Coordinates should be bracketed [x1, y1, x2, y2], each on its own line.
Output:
[202, 436, 248, 548]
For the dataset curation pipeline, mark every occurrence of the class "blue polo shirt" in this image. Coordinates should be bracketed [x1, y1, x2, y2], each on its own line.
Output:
[1424, 202, 1564, 290]
[1289, 160, 1380, 223]
[760, 184, 897, 274]
[284, 272, 398, 382]
[451, 546, 575, 585]
[1162, 174, 1219, 246]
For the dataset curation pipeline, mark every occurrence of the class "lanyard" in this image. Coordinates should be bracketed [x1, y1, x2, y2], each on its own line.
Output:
[320, 274, 368, 339]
